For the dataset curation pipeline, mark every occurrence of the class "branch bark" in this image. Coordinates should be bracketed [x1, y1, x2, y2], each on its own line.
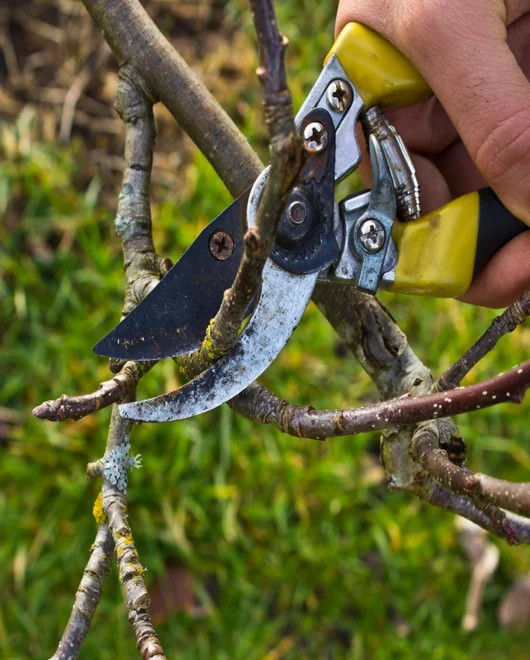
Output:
[50, 72, 166, 659]
[426, 483, 530, 544]
[33, 361, 155, 421]
[98, 405, 165, 659]
[437, 290, 530, 391]
[232, 359, 530, 440]
[81, 0, 263, 197]
[50, 523, 114, 660]
[411, 423, 519, 543]
[181, 0, 302, 373]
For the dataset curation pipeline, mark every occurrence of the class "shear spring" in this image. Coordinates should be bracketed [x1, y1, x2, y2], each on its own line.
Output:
[360, 105, 421, 222]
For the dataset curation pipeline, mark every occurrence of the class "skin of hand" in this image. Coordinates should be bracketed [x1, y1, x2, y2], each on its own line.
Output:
[336, 0, 530, 307]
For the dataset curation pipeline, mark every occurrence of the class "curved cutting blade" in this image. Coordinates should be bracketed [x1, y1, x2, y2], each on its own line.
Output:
[119, 261, 318, 422]
[92, 192, 248, 361]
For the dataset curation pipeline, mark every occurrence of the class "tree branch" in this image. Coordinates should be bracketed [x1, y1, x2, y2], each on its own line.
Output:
[81, 0, 263, 197]
[463, 473, 530, 519]
[411, 423, 518, 543]
[232, 359, 530, 440]
[33, 361, 155, 421]
[49, 73, 166, 659]
[437, 290, 530, 391]
[425, 483, 530, 544]
[50, 522, 114, 660]
[180, 0, 302, 373]
[99, 405, 165, 659]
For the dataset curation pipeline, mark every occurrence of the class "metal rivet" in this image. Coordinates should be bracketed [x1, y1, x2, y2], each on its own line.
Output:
[287, 200, 308, 225]
[209, 229, 235, 261]
[303, 122, 328, 153]
[326, 80, 352, 113]
[359, 219, 385, 253]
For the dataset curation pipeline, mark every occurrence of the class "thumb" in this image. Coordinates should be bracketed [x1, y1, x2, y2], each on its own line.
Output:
[337, 1, 530, 223]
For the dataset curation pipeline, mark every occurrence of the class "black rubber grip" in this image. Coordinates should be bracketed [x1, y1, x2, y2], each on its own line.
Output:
[473, 188, 528, 279]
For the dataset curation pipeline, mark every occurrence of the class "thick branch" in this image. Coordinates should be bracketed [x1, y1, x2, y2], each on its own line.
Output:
[81, 0, 263, 197]
[437, 290, 530, 391]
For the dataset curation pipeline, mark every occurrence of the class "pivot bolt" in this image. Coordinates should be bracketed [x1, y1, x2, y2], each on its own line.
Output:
[359, 219, 385, 253]
[303, 122, 328, 153]
[326, 80, 352, 112]
[287, 200, 308, 225]
[209, 229, 235, 261]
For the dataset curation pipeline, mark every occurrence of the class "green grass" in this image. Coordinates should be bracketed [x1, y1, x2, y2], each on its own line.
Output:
[1, 2, 530, 658]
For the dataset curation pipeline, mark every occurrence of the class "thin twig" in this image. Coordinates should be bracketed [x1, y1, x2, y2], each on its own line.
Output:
[113, 65, 173, 316]
[180, 0, 302, 374]
[59, 42, 111, 144]
[437, 291, 530, 391]
[465, 473, 530, 519]
[50, 523, 114, 660]
[425, 482, 530, 544]
[100, 405, 165, 659]
[33, 361, 155, 421]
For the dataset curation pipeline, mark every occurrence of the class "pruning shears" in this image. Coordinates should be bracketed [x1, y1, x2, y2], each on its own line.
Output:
[93, 23, 528, 422]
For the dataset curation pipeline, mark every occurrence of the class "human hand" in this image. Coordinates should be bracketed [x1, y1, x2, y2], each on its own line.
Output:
[337, 0, 530, 307]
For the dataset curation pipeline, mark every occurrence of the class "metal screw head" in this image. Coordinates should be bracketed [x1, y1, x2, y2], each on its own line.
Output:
[359, 219, 385, 253]
[287, 200, 308, 225]
[209, 229, 235, 261]
[326, 80, 352, 112]
[303, 122, 328, 153]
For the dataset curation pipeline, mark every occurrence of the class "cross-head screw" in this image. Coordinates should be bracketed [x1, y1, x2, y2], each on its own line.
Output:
[303, 122, 328, 153]
[209, 229, 235, 261]
[326, 80, 352, 113]
[359, 219, 385, 253]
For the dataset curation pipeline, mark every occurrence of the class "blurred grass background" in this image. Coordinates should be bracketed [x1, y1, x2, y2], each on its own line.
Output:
[1, 1, 530, 658]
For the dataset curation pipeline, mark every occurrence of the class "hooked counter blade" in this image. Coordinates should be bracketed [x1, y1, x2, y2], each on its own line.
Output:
[93, 192, 248, 361]
[119, 260, 318, 422]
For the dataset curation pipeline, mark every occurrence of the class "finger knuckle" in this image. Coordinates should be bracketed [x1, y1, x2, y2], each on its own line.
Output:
[474, 111, 530, 184]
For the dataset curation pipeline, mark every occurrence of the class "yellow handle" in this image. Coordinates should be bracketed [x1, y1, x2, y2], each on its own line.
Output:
[325, 23, 432, 108]
[390, 193, 479, 298]
[390, 189, 528, 298]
